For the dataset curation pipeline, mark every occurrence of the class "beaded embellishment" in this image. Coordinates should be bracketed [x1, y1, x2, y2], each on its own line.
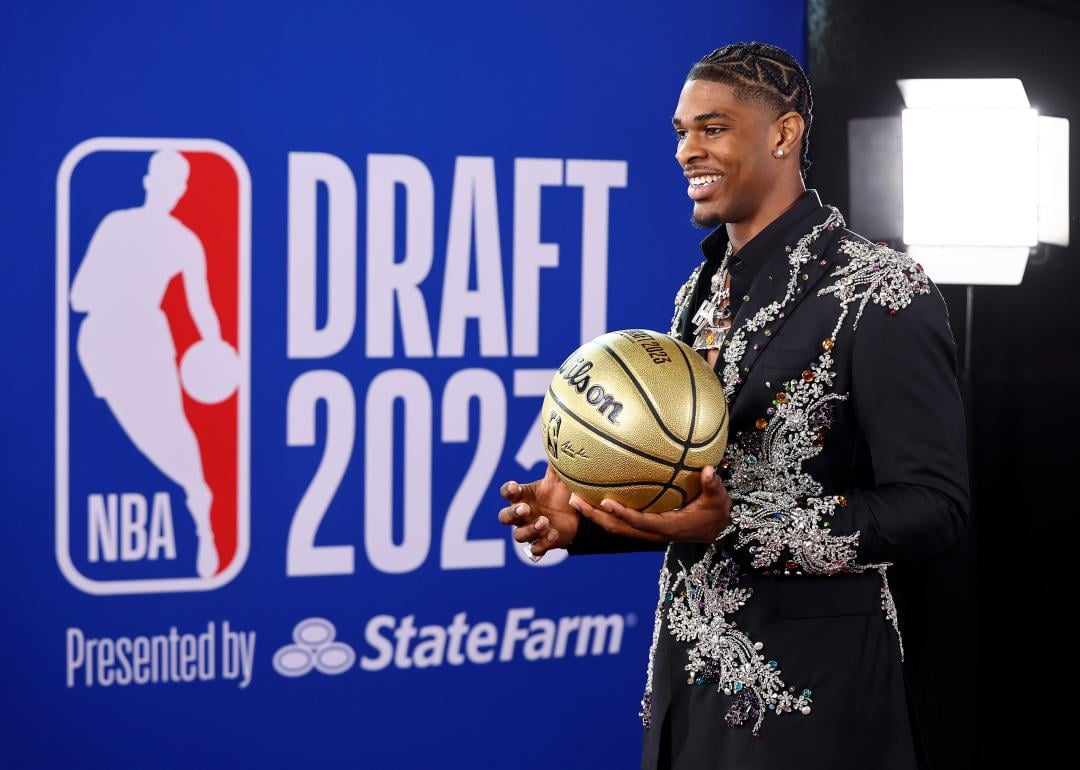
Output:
[818, 237, 932, 331]
[718, 208, 843, 399]
[669, 262, 707, 337]
[643, 213, 933, 736]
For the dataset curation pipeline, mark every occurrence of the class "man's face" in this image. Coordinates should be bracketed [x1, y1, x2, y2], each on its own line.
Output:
[672, 78, 779, 229]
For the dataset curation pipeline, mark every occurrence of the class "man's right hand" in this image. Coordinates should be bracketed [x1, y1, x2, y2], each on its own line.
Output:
[497, 464, 580, 560]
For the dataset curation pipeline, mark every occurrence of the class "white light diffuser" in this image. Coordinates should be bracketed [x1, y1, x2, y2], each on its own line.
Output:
[1038, 115, 1070, 247]
[901, 106, 1039, 248]
[897, 78, 1030, 109]
[906, 245, 1030, 286]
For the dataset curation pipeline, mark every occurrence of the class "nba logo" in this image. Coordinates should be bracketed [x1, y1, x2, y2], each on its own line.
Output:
[56, 138, 250, 594]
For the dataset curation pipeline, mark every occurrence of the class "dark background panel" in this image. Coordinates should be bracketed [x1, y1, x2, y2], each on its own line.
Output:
[807, 1, 1079, 766]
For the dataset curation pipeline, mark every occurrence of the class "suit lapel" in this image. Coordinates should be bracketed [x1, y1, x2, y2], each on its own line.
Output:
[721, 206, 838, 405]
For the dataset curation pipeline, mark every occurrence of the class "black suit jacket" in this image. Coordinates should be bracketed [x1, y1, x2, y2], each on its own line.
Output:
[566, 193, 970, 770]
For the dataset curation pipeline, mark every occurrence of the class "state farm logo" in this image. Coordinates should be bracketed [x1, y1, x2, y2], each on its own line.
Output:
[271, 608, 629, 679]
[272, 618, 356, 677]
[56, 138, 251, 594]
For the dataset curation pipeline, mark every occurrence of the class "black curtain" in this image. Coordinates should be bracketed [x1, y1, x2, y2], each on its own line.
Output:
[806, 1, 1080, 766]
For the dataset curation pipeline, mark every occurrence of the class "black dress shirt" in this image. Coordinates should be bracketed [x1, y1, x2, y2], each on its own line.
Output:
[690, 189, 823, 341]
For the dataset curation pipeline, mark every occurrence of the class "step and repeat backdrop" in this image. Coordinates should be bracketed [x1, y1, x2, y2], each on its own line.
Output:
[1, 2, 804, 767]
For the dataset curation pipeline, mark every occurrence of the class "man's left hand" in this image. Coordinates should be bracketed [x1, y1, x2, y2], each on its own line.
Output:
[568, 465, 733, 543]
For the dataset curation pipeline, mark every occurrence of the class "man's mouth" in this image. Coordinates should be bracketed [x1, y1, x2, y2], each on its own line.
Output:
[686, 173, 724, 201]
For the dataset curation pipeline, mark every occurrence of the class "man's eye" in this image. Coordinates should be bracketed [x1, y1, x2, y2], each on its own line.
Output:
[706, 127, 728, 135]
[674, 131, 686, 142]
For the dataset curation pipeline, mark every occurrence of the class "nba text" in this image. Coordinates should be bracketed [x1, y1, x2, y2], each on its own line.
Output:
[87, 492, 176, 563]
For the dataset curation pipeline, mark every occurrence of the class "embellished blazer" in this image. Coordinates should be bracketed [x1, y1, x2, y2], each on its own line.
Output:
[566, 194, 971, 770]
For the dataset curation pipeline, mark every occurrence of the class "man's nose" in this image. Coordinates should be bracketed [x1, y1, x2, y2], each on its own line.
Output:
[675, 132, 704, 167]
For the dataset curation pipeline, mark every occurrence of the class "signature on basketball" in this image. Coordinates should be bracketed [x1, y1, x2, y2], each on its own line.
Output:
[559, 440, 590, 460]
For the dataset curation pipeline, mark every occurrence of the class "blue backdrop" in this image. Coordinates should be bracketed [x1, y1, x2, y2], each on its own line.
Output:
[0, 2, 805, 767]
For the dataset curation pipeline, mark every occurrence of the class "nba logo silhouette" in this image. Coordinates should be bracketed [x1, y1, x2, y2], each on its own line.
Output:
[56, 138, 250, 594]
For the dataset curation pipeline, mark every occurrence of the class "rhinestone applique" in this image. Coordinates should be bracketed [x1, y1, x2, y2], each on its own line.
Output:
[718, 208, 844, 399]
[818, 237, 932, 332]
[642, 211, 926, 737]
[664, 549, 813, 736]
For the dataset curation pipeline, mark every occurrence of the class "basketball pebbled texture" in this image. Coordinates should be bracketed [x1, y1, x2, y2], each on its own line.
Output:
[540, 329, 729, 513]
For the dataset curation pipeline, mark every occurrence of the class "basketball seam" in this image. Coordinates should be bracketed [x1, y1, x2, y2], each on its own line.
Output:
[642, 341, 699, 511]
[597, 341, 692, 447]
[546, 386, 681, 469]
[598, 340, 726, 450]
[549, 457, 685, 494]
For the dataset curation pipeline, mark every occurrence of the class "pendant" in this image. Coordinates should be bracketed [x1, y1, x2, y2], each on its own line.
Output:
[692, 298, 717, 329]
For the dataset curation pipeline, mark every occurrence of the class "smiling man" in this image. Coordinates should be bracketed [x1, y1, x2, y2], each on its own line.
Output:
[497, 42, 970, 770]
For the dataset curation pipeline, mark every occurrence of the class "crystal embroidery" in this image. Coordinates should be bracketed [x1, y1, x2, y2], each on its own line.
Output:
[664, 547, 813, 735]
[718, 208, 843, 400]
[817, 236, 932, 332]
[642, 213, 930, 736]
[639, 558, 671, 730]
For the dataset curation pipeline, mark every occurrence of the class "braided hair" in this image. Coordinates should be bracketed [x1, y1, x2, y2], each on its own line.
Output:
[687, 42, 814, 177]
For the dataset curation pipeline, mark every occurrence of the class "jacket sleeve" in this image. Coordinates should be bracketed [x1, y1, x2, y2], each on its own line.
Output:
[829, 280, 971, 565]
[566, 514, 670, 556]
[723, 276, 971, 575]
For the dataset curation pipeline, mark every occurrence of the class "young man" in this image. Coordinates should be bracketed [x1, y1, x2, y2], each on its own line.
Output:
[497, 42, 969, 770]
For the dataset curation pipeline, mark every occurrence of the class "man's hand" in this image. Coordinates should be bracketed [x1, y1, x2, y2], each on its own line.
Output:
[569, 465, 732, 543]
[497, 464, 580, 559]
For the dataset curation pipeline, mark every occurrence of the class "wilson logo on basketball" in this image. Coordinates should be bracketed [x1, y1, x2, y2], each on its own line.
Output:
[555, 355, 625, 424]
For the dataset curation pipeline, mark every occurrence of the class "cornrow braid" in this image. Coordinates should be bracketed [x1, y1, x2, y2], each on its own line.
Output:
[687, 41, 814, 177]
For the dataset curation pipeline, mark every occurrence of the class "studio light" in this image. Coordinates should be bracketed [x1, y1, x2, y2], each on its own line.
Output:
[848, 78, 1069, 285]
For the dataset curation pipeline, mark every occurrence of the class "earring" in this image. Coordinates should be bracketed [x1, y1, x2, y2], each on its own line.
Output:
[776, 149, 785, 157]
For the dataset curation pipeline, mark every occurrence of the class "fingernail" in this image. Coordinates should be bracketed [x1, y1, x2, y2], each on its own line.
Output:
[547, 531, 558, 542]
[568, 496, 580, 511]
[516, 503, 528, 515]
[535, 517, 547, 530]
[600, 500, 614, 512]
[508, 481, 519, 495]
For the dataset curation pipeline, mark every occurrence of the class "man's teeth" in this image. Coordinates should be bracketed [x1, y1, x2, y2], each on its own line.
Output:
[689, 174, 722, 187]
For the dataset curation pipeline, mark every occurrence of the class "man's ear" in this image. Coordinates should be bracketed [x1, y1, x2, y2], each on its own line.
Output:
[774, 111, 804, 157]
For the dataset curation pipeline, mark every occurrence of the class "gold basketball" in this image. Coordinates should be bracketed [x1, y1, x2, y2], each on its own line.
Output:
[540, 329, 729, 513]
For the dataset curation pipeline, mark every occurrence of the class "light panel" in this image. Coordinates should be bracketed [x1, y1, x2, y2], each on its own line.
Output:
[906, 245, 1030, 286]
[1038, 115, 1070, 246]
[897, 78, 1030, 109]
[902, 107, 1039, 247]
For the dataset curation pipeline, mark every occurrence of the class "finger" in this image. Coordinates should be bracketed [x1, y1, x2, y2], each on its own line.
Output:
[526, 527, 561, 556]
[499, 480, 523, 502]
[699, 465, 729, 496]
[598, 497, 669, 534]
[498, 501, 531, 526]
[685, 467, 729, 509]
[512, 514, 553, 543]
[511, 513, 550, 542]
[570, 494, 665, 542]
[512, 523, 536, 543]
